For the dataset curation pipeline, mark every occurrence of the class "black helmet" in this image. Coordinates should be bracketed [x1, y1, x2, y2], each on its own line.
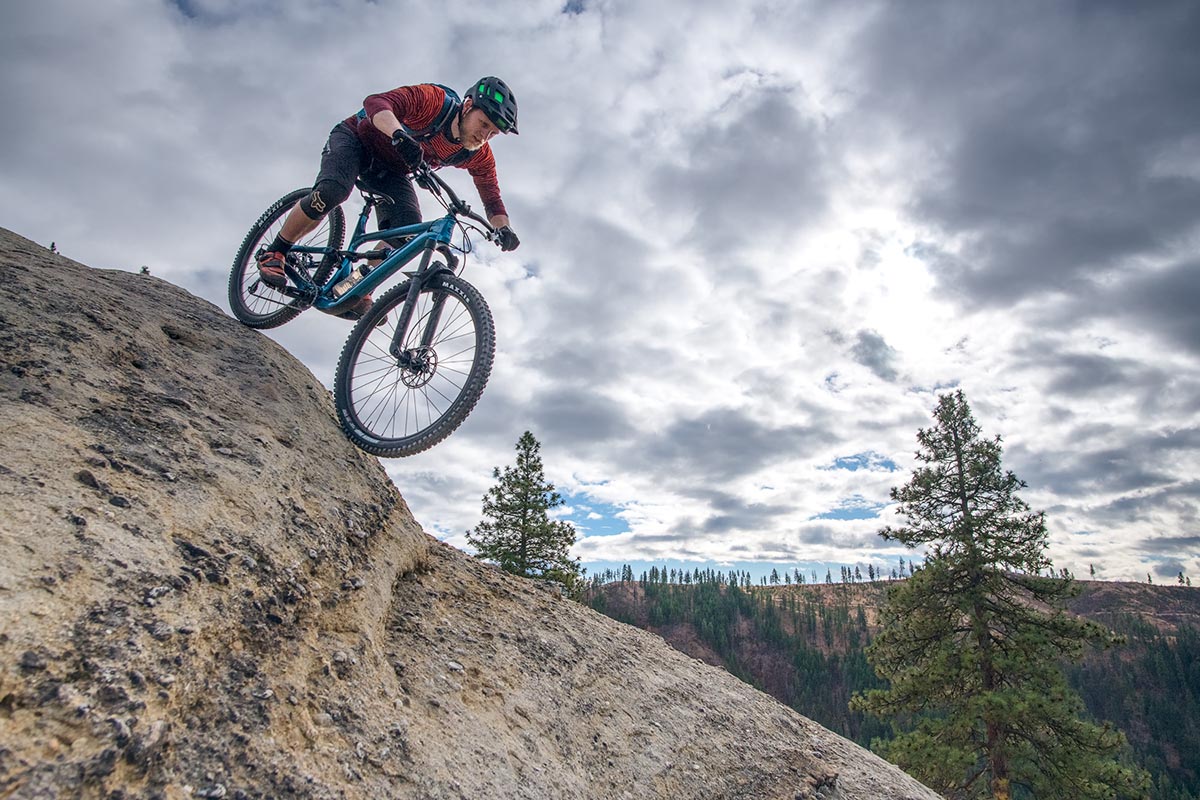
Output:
[466, 76, 519, 135]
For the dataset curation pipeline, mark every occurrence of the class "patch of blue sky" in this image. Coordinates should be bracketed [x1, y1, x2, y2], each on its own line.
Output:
[822, 451, 899, 472]
[557, 491, 630, 538]
[813, 494, 887, 521]
[169, 0, 200, 18]
[166, 0, 252, 24]
[907, 379, 961, 395]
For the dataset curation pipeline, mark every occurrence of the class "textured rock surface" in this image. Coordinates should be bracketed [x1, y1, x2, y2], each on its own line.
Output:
[0, 227, 939, 799]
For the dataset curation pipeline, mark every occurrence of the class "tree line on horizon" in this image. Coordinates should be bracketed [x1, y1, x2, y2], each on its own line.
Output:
[588, 559, 923, 589]
[590, 560, 1189, 591]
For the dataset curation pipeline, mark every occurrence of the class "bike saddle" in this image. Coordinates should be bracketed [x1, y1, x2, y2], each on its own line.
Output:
[354, 179, 395, 205]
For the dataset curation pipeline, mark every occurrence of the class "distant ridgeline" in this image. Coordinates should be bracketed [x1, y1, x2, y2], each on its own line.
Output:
[586, 571, 1200, 800]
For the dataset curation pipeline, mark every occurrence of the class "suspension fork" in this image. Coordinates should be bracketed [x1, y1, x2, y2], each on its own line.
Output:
[388, 246, 452, 362]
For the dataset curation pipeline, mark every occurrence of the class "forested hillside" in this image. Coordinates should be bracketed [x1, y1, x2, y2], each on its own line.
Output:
[586, 571, 1200, 799]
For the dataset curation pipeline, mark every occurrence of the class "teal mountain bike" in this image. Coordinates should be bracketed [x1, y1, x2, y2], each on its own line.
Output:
[228, 156, 497, 458]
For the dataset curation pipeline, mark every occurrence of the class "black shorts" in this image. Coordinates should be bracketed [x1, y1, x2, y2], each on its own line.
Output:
[303, 122, 421, 240]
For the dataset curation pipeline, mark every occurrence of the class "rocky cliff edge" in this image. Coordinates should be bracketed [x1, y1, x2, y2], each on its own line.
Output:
[0, 227, 938, 800]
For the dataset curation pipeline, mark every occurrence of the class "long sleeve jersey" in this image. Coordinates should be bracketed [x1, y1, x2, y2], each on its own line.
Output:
[345, 84, 507, 220]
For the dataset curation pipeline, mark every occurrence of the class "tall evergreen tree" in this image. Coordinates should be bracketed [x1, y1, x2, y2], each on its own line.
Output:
[466, 431, 580, 592]
[850, 391, 1148, 800]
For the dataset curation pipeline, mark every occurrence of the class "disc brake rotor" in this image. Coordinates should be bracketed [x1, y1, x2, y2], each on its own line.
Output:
[399, 346, 439, 388]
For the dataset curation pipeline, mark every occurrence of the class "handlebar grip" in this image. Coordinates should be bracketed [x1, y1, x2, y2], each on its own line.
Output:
[390, 129, 425, 169]
[390, 127, 418, 146]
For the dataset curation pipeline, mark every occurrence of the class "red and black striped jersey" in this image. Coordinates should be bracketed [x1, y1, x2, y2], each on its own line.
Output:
[345, 84, 506, 220]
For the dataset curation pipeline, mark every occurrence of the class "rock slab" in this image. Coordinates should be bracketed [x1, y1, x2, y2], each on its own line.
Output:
[0, 227, 938, 799]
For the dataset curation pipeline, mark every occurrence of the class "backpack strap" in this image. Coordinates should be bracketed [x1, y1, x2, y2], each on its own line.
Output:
[438, 148, 474, 167]
[353, 94, 456, 140]
[356, 84, 470, 164]
[412, 83, 461, 141]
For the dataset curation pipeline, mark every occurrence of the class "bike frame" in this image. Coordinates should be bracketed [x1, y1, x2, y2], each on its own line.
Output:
[284, 194, 461, 360]
[288, 201, 454, 311]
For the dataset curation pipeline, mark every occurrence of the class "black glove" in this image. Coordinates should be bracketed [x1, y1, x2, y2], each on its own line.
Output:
[391, 130, 424, 169]
[495, 225, 520, 252]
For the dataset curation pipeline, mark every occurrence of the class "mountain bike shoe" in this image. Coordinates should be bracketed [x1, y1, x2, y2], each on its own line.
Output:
[257, 251, 288, 288]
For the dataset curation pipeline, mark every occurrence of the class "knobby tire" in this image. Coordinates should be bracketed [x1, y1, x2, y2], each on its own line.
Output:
[333, 272, 495, 457]
[228, 188, 344, 329]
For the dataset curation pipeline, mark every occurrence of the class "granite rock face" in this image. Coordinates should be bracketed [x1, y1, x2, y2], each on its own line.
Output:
[0, 227, 939, 799]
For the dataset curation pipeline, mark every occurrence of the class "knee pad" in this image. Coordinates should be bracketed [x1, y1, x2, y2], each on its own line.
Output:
[299, 179, 351, 220]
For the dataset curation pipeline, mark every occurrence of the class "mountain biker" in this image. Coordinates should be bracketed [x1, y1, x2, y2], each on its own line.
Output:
[257, 77, 521, 320]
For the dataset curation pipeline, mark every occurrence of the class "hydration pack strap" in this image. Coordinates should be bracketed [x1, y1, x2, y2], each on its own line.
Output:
[356, 85, 470, 166]
[354, 85, 459, 142]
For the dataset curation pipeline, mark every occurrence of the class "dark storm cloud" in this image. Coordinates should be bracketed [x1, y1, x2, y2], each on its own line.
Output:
[651, 85, 832, 258]
[1116, 258, 1200, 356]
[1008, 336, 1178, 406]
[853, 1, 1200, 308]
[1152, 560, 1187, 579]
[637, 406, 837, 485]
[1138, 535, 1200, 556]
[674, 487, 796, 534]
[1055, 257, 1200, 357]
[850, 329, 899, 382]
[798, 526, 835, 546]
[1091, 481, 1200, 526]
[529, 386, 631, 446]
[1009, 428, 1200, 500]
[1040, 353, 1159, 398]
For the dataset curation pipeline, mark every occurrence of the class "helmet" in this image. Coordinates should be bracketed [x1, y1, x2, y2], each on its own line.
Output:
[466, 76, 519, 135]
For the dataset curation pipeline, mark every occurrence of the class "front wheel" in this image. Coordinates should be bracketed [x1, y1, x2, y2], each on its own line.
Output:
[228, 188, 344, 329]
[333, 273, 495, 457]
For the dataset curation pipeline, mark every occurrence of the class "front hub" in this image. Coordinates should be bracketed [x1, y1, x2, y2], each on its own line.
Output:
[398, 346, 439, 388]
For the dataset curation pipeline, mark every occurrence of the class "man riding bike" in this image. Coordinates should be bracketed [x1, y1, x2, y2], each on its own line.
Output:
[257, 76, 521, 319]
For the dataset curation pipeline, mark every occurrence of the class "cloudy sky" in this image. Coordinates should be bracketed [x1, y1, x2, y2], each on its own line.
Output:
[3, 0, 1198, 584]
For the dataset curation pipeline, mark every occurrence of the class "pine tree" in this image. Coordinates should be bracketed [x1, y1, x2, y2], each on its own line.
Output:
[466, 431, 581, 593]
[850, 391, 1149, 800]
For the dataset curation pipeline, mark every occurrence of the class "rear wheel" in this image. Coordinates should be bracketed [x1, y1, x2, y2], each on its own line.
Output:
[228, 188, 344, 329]
[333, 272, 495, 457]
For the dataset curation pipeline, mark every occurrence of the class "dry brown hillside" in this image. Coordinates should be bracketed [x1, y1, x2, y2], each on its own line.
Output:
[0, 227, 939, 800]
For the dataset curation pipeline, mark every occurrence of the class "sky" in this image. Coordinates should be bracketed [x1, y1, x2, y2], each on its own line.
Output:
[3, 0, 1198, 585]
